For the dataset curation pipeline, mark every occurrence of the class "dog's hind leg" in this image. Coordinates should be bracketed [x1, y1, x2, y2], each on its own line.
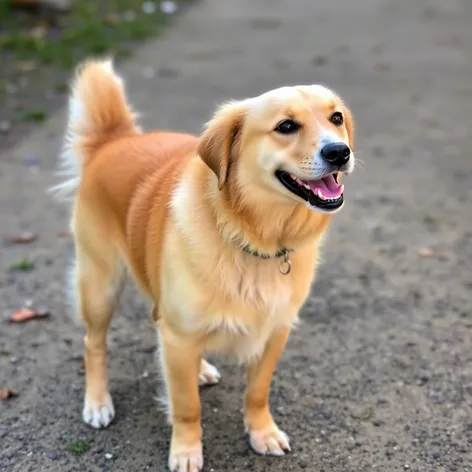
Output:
[72, 229, 126, 429]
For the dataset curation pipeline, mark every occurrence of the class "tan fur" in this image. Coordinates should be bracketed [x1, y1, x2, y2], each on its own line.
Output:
[57, 59, 355, 472]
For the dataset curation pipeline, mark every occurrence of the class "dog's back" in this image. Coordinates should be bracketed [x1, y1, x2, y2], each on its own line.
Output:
[52, 60, 198, 309]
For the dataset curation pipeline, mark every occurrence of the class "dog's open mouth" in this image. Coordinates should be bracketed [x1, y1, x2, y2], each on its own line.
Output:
[275, 170, 344, 211]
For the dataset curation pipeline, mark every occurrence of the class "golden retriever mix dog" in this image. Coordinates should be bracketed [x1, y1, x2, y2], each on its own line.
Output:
[53, 59, 355, 471]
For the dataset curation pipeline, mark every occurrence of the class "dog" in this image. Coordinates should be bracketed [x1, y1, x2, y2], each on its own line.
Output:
[53, 59, 355, 472]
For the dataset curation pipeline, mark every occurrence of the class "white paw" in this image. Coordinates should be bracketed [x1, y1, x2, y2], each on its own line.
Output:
[249, 424, 291, 456]
[198, 359, 221, 387]
[169, 445, 203, 472]
[82, 393, 115, 429]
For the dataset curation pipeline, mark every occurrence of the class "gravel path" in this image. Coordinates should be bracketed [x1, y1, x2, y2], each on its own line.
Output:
[1, 0, 471, 470]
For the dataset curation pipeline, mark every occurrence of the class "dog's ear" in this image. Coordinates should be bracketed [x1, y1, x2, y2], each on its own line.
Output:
[343, 104, 355, 150]
[198, 102, 247, 190]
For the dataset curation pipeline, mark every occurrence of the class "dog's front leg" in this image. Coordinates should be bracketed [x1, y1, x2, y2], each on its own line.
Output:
[158, 321, 203, 472]
[244, 326, 291, 456]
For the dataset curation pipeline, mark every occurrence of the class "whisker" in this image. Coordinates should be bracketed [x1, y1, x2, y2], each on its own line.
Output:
[352, 159, 366, 174]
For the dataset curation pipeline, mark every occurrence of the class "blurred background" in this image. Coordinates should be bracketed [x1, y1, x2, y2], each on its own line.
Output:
[1, 1, 471, 471]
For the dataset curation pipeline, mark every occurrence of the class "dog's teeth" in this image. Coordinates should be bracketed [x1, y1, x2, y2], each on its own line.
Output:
[340, 184, 344, 194]
[317, 189, 325, 200]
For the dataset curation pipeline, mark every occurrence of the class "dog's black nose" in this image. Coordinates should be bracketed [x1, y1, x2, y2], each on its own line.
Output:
[320, 142, 351, 167]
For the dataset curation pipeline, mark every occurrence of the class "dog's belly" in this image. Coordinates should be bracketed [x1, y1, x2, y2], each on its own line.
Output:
[202, 313, 291, 360]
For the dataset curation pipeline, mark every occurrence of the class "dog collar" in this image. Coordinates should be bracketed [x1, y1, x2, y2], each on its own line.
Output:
[240, 244, 292, 275]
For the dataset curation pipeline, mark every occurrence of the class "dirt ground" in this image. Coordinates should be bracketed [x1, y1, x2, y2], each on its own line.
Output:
[1, 0, 472, 471]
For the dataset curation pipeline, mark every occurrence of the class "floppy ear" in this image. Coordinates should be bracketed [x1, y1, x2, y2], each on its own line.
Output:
[343, 104, 355, 150]
[198, 102, 247, 190]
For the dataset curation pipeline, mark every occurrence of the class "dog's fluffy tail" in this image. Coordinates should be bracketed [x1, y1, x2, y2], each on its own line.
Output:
[51, 58, 140, 199]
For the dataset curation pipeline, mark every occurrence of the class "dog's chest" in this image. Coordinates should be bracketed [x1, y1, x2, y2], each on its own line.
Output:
[162, 253, 295, 359]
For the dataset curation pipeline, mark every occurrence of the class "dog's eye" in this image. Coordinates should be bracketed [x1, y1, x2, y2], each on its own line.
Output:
[275, 119, 301, 135]
[329, 112, 344, 126]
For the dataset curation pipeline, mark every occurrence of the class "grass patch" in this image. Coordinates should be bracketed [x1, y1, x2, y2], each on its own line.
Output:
[66, 439, 93, 454]
[0, 1, 175, 68]
[0, 0, 195, 102]
[423, 214, 438, 225]
[8, 258, 35, 272]
[21, 108, 47, 122]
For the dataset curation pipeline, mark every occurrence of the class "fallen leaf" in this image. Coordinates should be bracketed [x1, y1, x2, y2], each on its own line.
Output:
[9, 308, 50, 323]
[57, 230, 72, 237]
[374, 60, 391, 71]
[8, 232, 37, 244]
[78, 359, 85, 375]
[16, 60, 37, 72]
[351, 406, 373, 421]
[29, 25, 48, 39]
[418, 248, 434, 257]
[0, 388, 18, 400]
[104, 12, 120, 24]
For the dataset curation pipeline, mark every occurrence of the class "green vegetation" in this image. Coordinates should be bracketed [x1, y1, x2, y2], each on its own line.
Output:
[0, 1, 185, 68]
[66, 439, 93, 454]
[8, 258, 35, 272]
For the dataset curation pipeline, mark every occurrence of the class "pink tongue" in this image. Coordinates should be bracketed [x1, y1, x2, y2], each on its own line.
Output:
[307, 175, 342, 198]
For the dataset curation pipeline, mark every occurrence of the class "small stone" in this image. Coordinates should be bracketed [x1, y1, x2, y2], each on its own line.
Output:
[92, 445, 104, 454]
[157, 67, 179, 78]
[123, 10, 136, 21]
[142, 1, 156, 14]
[47, 450, 58, 460]
[24, 156, 40, 166]
[19, 77, 29, 88]
[418, 371, 430, 382]
[0, 121, 11, 134]
[160, 1, 177, 14]
[404, 465, 410, 470]
[40, 0, 73, 13]
[431, 451, 441, 460]
[6, 83, 18, 95]
[142, 370, 149, 378]
[142, 67, 155, 79]
[312, 55, 328, 66]
[105, 453, 113, 459]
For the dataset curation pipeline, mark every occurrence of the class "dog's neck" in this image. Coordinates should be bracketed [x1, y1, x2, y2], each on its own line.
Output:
[207, 173, 331, 259]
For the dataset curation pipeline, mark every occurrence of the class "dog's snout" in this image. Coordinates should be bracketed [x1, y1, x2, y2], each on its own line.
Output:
[320, 142, 351, 167]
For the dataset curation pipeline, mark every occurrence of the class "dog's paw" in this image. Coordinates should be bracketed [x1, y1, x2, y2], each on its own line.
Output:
[168, 444, 203, 472]
[82, 393, 115, 429]
[249, 424, 291, 456]
[198, 359, 221, 387]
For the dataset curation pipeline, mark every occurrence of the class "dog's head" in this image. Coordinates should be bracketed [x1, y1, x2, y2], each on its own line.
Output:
[198, 85, 355, 214]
